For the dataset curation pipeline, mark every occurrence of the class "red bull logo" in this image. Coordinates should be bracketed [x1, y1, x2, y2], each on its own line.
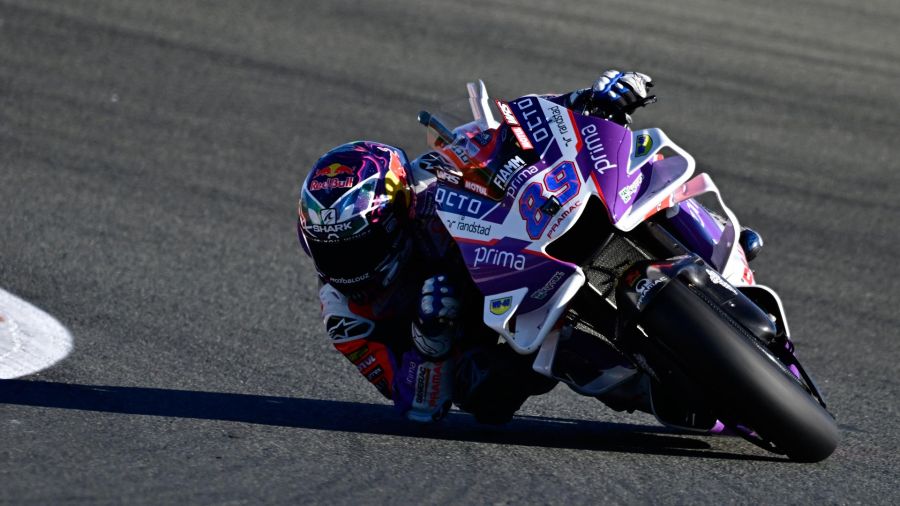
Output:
[315, 163, 355, 178]
[310, 162, 356, 192]
[310, 178, 354, 191]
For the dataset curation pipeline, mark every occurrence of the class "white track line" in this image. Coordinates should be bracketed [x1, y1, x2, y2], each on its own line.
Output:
[0, 288, 73, 379]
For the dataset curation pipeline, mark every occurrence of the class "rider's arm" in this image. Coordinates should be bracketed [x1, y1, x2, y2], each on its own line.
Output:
[319, 278, 457, 423]
[319, 283, 399, 400]
[544, 70, 656, 125]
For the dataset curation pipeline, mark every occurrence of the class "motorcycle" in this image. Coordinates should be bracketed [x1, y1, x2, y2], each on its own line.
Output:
[415, 81, 838, 462]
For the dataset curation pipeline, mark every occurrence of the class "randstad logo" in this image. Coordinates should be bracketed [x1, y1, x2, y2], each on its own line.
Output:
[473, 247, 526, 270]
[489, 296, 512, 315]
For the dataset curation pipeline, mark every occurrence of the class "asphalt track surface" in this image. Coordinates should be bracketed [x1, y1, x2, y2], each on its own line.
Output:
[1, 0, 898, 503]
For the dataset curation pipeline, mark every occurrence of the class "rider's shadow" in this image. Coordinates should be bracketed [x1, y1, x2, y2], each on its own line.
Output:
[0, 379, 778, 461]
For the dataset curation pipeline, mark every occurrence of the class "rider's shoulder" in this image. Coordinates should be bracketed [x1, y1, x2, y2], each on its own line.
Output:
[319, 282, 381, 321]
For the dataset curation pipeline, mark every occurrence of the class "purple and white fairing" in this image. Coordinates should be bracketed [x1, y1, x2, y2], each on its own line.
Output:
[430, 94, 752, 353]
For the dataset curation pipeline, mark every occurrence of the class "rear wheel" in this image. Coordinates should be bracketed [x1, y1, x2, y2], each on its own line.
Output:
[636, 279, 838, 462]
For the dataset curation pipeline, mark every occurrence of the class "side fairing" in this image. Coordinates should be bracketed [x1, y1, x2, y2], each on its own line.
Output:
[434, 96, 729, 353]
[433, 98, 626, 352]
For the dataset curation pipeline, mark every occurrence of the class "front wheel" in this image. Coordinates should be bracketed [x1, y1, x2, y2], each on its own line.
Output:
[623, 269, 839, 462]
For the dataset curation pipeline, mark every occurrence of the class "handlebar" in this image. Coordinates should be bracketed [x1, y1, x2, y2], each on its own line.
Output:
[417, 110, 457, 146]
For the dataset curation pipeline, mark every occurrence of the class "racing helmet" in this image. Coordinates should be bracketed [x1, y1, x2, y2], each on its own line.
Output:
[298, 141, 414, 296]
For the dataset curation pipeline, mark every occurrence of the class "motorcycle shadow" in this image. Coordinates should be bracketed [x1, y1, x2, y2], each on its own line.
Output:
[0, 379, 780, 461]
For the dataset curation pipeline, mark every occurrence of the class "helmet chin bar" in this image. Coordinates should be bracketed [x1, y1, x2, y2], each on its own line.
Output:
[378, 231, 413, 288]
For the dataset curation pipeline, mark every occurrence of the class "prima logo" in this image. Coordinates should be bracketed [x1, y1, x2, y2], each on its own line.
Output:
[473, 246, 526, 270]
[580, 123, 617, 175]
[505, 165, 541, 198]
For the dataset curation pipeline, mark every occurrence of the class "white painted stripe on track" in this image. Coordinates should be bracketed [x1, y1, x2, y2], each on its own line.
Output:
[0, 288, 73, 379]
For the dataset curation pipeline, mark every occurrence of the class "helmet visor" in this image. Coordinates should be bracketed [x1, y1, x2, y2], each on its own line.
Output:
[306, 226, 400, 287]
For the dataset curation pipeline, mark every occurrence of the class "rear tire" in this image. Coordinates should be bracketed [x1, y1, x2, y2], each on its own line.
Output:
[638, 280, 838, 462]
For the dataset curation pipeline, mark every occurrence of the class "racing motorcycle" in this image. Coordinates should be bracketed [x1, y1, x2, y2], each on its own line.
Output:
[416, 81, 838, 462]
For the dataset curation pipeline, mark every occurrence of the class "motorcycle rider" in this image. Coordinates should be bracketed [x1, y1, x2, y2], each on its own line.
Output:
[297, 71, 664, 423]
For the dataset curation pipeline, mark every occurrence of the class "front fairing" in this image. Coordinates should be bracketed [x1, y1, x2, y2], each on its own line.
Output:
[425, 94, 747, 352]
[425, 97, 626, 352]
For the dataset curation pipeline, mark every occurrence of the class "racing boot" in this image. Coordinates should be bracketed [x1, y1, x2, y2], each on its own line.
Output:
[395, 349, 454, 422]
[453, 343, 558, 425]
[594, 372, 653, 414]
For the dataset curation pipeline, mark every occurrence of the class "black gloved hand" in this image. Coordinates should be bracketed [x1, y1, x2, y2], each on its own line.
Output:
[411, 274, 460, 359]
[587, 70, 657, 124]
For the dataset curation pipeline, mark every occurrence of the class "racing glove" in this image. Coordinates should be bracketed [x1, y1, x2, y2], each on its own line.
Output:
[394, 274, 460, 422]
[580, 70, 657, 125]
[412, 274, 460, 360]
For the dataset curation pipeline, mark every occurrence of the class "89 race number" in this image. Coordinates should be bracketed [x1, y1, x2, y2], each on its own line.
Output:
[518, 161, 581, 239]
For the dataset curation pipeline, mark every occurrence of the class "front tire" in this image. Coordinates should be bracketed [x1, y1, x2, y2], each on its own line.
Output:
[636, 279, 838, 462]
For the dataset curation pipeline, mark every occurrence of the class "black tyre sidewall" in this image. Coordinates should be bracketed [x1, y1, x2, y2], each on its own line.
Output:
[639, 280, 839, 462]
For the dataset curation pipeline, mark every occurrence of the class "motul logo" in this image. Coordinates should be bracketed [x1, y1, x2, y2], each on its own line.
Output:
[511, 126, 533, 150]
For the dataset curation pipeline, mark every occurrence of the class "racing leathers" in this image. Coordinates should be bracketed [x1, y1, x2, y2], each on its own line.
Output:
[319, 156, 557, 423]
[318, 70, 655, 423]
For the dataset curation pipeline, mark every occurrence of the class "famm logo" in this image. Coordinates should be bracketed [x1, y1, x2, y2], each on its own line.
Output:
[492, 155, 526, 189]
